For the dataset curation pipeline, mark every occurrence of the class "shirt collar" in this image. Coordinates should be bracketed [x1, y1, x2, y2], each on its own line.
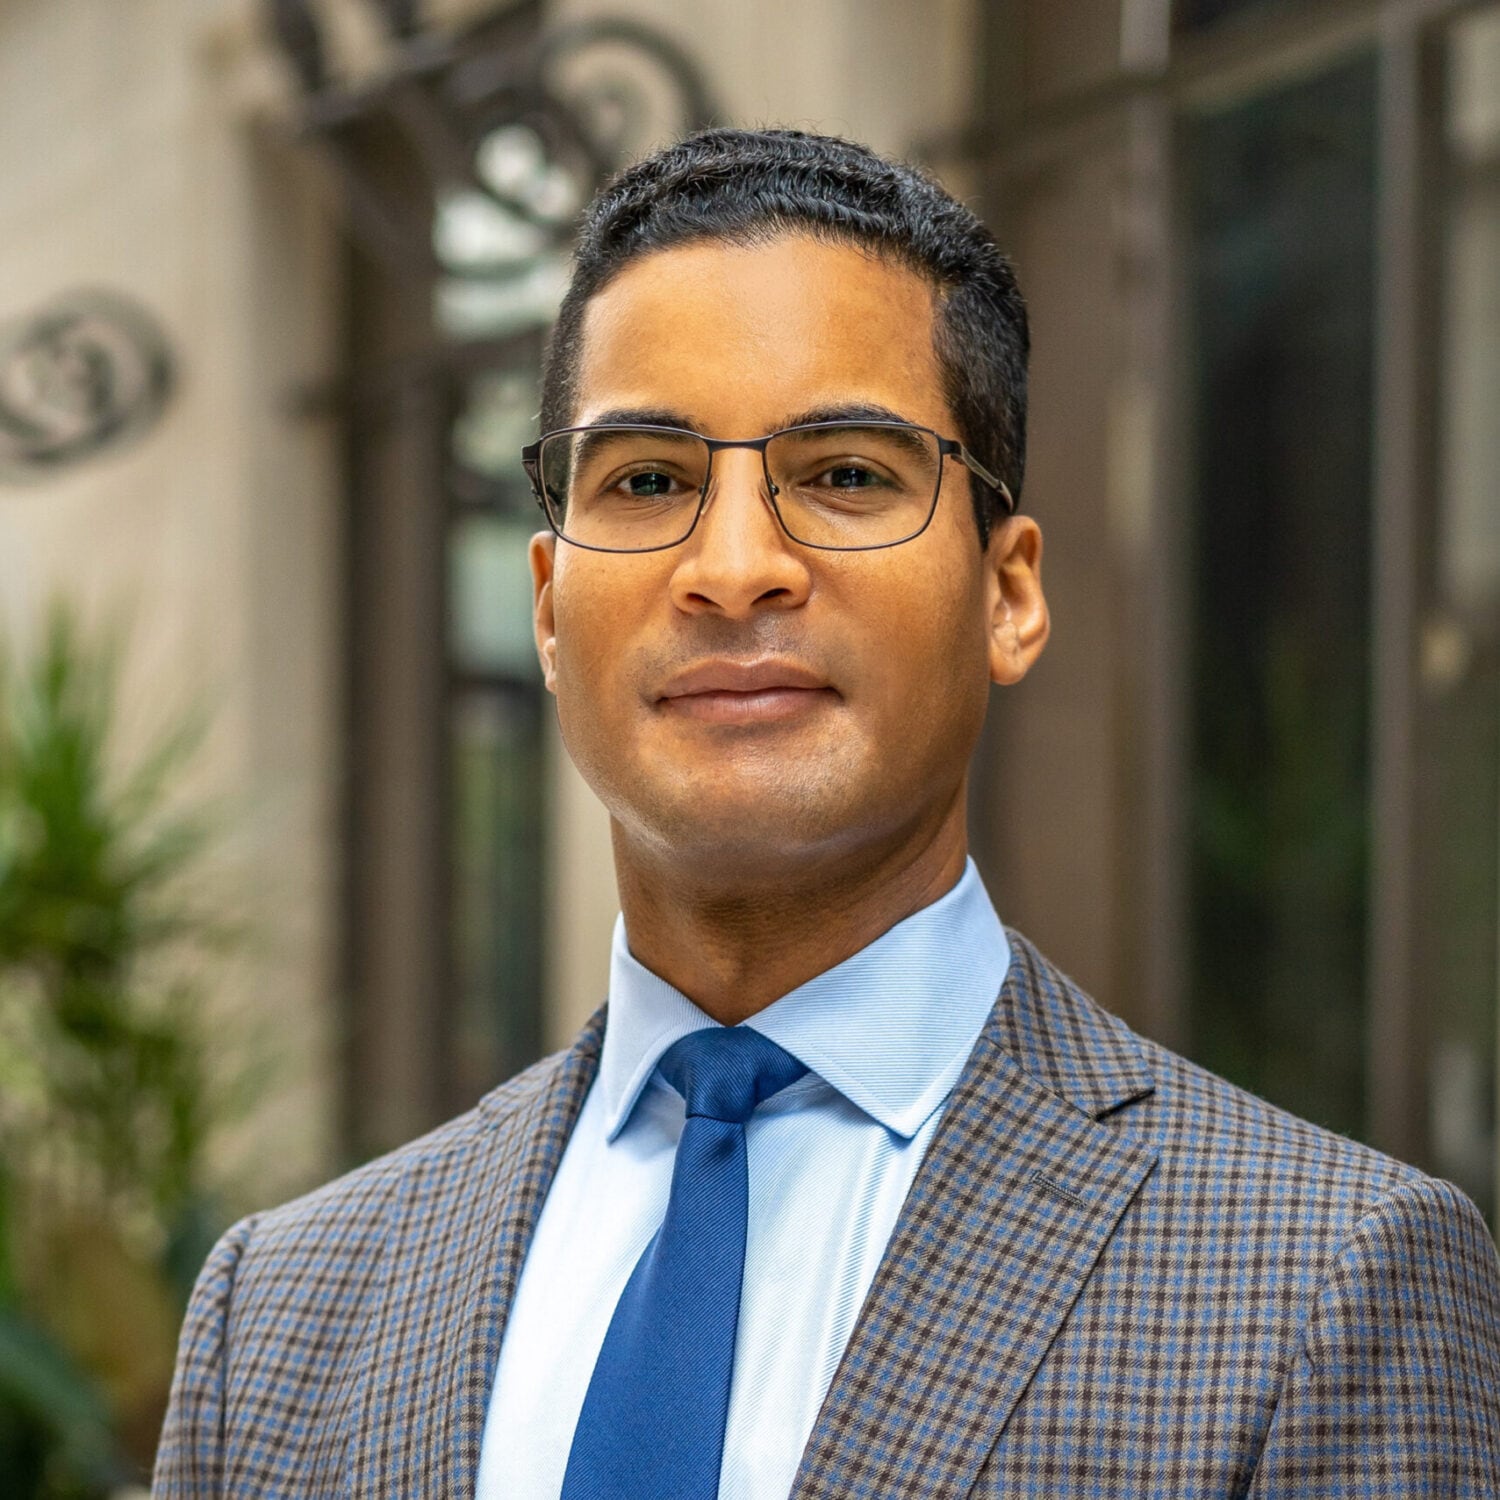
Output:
[598, 858, 1010, 1142]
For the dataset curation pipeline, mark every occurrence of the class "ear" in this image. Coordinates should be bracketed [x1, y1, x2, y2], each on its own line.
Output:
[984, 515, 1049, 686]
[530, 531, 559, 694]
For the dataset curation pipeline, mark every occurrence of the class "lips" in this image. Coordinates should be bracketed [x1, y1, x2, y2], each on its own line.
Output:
[655, 658, 837, 725]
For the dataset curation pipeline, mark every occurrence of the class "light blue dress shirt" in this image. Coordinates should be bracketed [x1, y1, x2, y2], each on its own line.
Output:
[477, 859, 1011, 1500]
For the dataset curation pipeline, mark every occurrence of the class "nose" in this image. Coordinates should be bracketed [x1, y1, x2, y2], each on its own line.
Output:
[666, 448, 813, 618]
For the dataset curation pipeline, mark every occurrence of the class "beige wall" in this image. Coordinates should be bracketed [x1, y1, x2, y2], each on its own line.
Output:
[0, 0, 343, 1204]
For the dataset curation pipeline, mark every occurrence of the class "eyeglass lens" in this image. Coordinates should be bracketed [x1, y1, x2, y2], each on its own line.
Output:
[538, 424, 944, 551]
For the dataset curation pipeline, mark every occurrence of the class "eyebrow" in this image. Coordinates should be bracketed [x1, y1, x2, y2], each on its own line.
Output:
[779, 401, 917, 430]
[576, 401, 923, 436]
[584, 406, 703, 431]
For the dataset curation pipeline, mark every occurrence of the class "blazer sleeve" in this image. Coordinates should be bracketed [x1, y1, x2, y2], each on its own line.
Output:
[151, 1215, 258, 1499]
[1249, 1178, 1500, 1498]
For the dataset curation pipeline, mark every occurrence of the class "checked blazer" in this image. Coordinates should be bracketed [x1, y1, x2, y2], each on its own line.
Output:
[154, 932, 1500, 1497]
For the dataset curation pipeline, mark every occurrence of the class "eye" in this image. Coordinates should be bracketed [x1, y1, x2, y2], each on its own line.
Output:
[602, 463, 697, 503]
[622, 469, 676, 498]
[820, 463, 884, 489]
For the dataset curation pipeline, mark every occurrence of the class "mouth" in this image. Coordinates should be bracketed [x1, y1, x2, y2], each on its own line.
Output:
[655, 658, 838, 725]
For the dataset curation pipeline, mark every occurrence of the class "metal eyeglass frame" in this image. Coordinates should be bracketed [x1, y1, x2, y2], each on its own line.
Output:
[519, 419, 1016, 554]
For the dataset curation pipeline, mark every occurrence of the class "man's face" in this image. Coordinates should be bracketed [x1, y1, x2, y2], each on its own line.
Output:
[531, 234, 1044, 886]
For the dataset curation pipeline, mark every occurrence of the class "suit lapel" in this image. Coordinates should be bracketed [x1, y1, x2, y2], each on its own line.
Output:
[342, 1010, 605, 1499]
[790, 936, 1159, 1500]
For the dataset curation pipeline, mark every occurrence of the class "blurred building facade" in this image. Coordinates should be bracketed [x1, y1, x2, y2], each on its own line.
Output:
[1, 0, 1496, 1225]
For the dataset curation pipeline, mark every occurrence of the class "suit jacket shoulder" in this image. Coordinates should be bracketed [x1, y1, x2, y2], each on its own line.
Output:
[898, 931, 1500, 1499]
[243, 1041, 575, 1281]
[1134, 1013, 1428, 1251]
[153, 1027, 604, 1498]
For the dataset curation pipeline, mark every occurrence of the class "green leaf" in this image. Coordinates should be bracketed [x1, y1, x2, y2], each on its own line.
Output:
[0, 1303, 123, 1491]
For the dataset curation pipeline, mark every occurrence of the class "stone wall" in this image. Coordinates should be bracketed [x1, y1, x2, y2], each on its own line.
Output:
[0, 0, 343, 1204]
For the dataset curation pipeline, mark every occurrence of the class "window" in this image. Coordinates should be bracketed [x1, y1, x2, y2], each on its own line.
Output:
[1421, 5, 1500, 1219]
[1181, 54, 1378, 1137]
[447, 359, 554, 1106]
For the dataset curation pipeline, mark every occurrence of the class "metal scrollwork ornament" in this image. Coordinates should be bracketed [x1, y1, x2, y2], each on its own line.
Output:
[0, 290, 175, 485]
[267, 2, 715, 281]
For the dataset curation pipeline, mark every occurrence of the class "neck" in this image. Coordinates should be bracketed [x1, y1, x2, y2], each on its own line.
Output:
[613, 800, 970, 1026]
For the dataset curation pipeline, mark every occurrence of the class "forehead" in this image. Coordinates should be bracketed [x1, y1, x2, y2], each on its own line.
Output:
[572, 235, 951, 435]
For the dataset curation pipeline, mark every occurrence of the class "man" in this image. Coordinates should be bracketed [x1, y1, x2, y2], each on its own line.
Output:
[155, 129, 1500, 1498]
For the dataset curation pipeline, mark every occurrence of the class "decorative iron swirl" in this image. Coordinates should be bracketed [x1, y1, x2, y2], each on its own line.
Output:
[457, 17, 719, 229]
[0, 290, 175, 484]
[267, 2, 716, 279]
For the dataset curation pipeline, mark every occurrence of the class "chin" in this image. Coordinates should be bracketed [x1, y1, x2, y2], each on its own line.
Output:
[619, 773, 878, 878]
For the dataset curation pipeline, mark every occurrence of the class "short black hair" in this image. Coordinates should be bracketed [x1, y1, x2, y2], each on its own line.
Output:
[539, 127, 1029, 545]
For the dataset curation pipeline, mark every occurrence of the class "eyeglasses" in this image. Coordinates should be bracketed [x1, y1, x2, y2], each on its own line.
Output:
[520, 420, 1014, 554]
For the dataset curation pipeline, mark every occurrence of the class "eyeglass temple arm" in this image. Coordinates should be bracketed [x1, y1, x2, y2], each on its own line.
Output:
[521, 448, 555, 514]
[942, 440, 1016, 516]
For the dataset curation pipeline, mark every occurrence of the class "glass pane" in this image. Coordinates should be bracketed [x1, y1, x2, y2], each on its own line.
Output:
[1181, 55, 1378, 1137]
[451, 688, 545, 1105]
[1422, 5, 1500, 1224]
[432, 122, 575, 342]
[449, 514, 541, 679]
[1174, 0, 1281, 33]
[434, 254, 571, 342]
[445, 345, 551, 1105]
[475, 124, 585, 227]
[452, 367, 543, 496]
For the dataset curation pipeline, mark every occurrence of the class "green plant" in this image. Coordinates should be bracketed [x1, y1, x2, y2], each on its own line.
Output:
[0, 605, 239, 1496]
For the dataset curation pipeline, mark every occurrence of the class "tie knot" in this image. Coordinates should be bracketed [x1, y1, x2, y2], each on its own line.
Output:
[657, 1027, 808, 1124]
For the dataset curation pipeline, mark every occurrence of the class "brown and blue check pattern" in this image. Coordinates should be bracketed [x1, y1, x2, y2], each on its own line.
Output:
[154, 932, 1500, 1497]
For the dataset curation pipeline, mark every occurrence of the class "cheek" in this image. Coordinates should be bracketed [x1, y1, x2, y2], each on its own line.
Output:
[548, 554, 672, 749]
[549, 592, 619, 756]
[550, 557, 632, 691]
[856, 554, 989, 694]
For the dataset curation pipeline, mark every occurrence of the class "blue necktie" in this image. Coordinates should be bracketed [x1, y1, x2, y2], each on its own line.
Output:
[561, 1026, 808, 1500]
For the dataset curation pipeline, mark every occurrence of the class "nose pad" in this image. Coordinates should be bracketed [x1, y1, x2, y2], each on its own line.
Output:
[697, 451, 783, 533]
